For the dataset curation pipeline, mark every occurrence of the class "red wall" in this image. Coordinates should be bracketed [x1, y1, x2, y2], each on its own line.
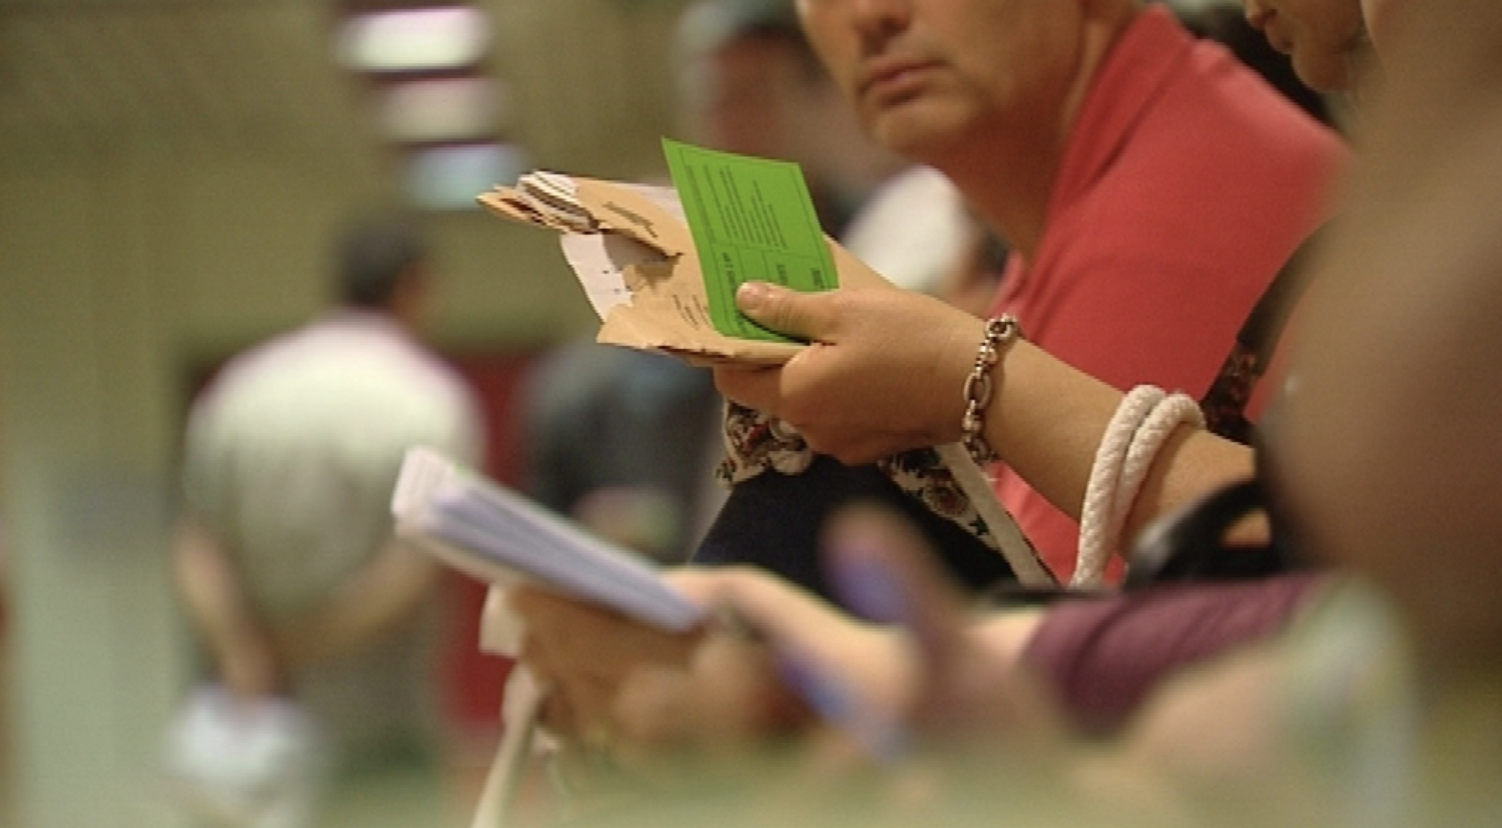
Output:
[440, 349, 539, 733]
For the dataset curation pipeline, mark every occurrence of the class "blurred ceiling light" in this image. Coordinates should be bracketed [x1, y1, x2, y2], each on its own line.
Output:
[337, 6, 491, 74]
[378, 76, 505, 143]
[405, 142, 527, 211]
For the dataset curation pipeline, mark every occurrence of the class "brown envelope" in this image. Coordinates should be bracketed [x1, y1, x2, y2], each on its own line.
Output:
[479, 174, 895, 367]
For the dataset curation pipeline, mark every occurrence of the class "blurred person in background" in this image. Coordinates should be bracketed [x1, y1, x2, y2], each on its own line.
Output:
[518, 343, 723, 565]
[672, 0, 902, 238]
[167, 210, 486, 828]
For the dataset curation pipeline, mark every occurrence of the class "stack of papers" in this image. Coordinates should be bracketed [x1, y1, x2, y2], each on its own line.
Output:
[390, 447, 705, 633]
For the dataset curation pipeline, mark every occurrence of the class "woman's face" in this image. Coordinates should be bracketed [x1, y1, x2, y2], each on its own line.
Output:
[795, 0, 1091, 167]
[1241, 0, 1371, 91]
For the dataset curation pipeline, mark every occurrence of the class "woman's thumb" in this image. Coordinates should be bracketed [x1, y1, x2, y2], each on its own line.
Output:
[736, 281, 829, 342]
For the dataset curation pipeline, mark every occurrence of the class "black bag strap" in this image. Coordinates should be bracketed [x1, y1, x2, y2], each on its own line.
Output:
[1199, 228, 1326, 444]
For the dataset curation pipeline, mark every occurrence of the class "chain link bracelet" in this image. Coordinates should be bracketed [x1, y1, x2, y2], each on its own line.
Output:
[961, 314, 1023, 465]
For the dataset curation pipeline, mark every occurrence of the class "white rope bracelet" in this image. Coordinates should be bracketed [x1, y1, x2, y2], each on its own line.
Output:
[1073, 385, 1205, 588]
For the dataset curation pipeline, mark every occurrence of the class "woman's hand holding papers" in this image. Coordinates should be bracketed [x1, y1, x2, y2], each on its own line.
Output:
[713, 283, 984, 465]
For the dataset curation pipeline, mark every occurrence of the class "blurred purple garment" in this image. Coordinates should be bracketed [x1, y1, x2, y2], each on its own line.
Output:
[1023, 572, 1330, 734]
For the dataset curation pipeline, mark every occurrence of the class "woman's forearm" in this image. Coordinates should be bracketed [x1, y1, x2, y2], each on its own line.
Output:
[982, 341, 1258, 550]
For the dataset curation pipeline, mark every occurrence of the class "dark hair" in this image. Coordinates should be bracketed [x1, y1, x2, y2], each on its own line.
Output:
[675, 0, 823, 81]
[333, 211, 429, 309]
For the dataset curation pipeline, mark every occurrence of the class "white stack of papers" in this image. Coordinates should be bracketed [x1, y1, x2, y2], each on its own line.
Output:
[391, 447, 705, 633]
